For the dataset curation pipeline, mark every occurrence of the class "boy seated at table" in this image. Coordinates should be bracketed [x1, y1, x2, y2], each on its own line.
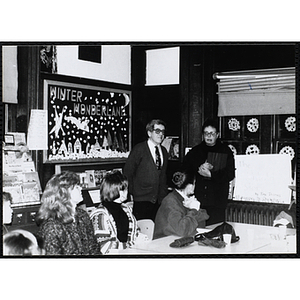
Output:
[153, 170, 209, 239]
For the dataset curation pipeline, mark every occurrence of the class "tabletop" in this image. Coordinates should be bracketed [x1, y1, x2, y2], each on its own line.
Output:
[112, 222, 297, 255]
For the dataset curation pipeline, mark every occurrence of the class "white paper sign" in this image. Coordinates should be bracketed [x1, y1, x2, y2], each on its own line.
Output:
[27, 109, 48, 150]
[233, 154, 292, 204]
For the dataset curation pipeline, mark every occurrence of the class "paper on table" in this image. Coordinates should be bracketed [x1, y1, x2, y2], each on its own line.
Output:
[196, 228, 213, 234]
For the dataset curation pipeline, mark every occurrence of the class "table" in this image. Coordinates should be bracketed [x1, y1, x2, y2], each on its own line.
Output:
[113, 222, 296, 255]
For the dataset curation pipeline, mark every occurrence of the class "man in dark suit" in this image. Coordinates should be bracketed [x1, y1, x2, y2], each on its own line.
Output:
[124, 119, 169, 221]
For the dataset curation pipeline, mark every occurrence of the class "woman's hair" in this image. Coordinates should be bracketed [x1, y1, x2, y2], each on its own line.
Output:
[3, 230, 41, 256]
[100, 170, 128, 202]
[172, 170, 195, 190]
[36, 171, 80, 225]
[201, 118, 219, 133]
[3, 191, 12, 203]
[146, 119, 166, 132]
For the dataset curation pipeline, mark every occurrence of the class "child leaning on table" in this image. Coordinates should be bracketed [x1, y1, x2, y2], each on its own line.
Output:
[153, 170, 209, 240]
[90, 170, 144, 254]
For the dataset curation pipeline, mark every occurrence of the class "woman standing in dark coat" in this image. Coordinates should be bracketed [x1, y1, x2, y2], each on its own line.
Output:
[183, 119, 235, 225]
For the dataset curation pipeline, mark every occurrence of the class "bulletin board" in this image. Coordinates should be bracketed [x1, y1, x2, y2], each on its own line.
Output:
[233, 154, 292, 204]
[43, 79, 131, 162]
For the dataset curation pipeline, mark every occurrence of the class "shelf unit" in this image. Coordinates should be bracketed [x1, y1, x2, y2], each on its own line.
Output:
[45, 158, 127, 174]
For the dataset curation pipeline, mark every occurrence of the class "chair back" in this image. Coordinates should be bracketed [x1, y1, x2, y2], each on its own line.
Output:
[137, 219, 155, 241]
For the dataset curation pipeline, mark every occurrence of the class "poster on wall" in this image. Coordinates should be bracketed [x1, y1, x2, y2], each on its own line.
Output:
[161, 136, 179, 160]
[27, 109, 48, 150]
[233, 154, 292, 204]
[43, 79, 131, 162]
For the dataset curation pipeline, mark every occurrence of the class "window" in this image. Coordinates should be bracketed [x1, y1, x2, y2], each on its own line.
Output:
[146, 47, 179, 86]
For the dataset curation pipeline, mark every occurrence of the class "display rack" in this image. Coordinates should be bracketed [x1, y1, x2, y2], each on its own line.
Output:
[3, 143, 42, 207]
[45, 158, 127, 187]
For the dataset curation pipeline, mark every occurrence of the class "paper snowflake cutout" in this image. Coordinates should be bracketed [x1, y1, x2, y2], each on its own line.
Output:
[228, 144, 237, 156]
[285, 116, 296, 132]
[247, 118, 259, 132]
[279, 146, 295, 160]
[245, 144, 260, 155]
[228, 118, 240, 131]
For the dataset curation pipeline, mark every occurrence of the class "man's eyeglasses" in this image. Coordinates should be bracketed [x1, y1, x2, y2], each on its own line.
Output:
[153, 129, 165, 135]
[203, 131, 217, 137]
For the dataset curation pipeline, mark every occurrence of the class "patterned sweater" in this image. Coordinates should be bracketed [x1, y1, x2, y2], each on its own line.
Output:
[90, 202, 138, 254]
[37, 208, 100, 256]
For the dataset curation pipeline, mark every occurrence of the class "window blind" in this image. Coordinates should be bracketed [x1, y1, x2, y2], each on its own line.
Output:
[214, 67, 295, 116]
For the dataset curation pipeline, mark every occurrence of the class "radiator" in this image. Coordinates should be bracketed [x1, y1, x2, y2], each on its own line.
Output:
[225, 201, 289, 226]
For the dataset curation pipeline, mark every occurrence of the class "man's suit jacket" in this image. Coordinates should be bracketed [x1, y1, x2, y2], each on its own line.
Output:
[123, 141, 169, 204]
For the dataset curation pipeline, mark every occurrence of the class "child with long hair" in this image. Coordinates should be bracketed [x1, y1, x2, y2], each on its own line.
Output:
[35, 171, 99, 255]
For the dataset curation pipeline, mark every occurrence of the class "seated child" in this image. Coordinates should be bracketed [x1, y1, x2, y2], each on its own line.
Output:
[273, 184, 296, 228]
[3, 229, 44, 256]
[153, 170, 209, 239]
[35, 171, 99, 255]
[90, 170, 142, 254]
[3, 192, 13, 234]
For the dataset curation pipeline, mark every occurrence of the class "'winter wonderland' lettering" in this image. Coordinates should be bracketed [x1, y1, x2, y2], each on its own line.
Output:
[50, 86, 83, 102]
[73, 103, 125, 116]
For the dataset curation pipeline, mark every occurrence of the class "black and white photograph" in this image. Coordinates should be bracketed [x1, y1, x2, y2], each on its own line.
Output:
[1, 3, 299, 300]
[2, 42, 297, 257]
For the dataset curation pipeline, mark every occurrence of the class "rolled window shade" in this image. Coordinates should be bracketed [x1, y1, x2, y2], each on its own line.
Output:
[214, 67, 295, 116]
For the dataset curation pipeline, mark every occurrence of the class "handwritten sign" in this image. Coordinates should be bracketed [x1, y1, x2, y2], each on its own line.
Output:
[27, 109, 48, 150]
[233, 154, 292, 204]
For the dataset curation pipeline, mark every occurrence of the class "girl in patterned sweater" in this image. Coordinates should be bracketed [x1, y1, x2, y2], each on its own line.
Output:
[90, 170, 139, 254]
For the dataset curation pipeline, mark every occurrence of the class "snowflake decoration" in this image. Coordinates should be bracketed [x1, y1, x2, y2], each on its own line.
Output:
[247, 118, 259, 132]
[245, 144, 260, 155]
[228, 144, 237, 156]
[228, 118, 240, 131]
[279, 146, 295, 160]
[285, 116, 296, 132]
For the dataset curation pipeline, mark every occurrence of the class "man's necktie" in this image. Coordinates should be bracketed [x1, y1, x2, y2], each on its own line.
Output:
[155, 146, 162, 170]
